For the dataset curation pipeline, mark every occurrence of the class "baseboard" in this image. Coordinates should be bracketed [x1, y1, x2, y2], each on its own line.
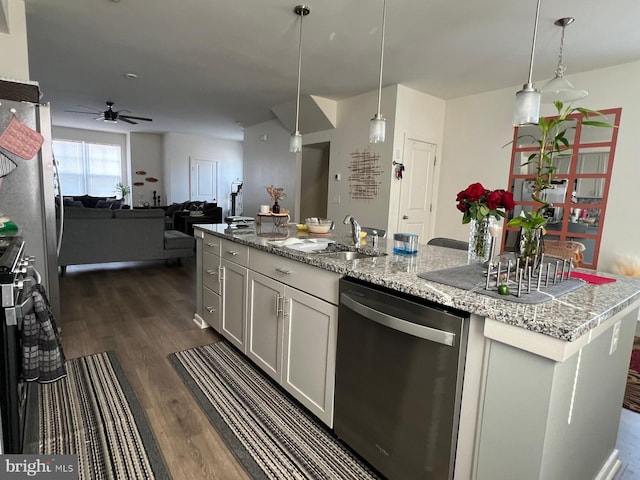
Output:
[595, 449, 622, 480]
[192, 314, 210, 330]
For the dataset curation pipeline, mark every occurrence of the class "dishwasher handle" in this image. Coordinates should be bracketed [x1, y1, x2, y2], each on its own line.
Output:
[340, 293, 455, 346]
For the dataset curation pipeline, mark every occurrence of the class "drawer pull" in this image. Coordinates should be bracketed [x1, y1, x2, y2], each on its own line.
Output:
[275, 267, 292, 275]
[206, 242, 218, 247]
[205, 306, 216, 313]
[226, 250, 239, 256]
[205, 269, 218, 276]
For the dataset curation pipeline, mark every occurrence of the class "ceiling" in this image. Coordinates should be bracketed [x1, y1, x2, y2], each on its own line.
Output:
[24, 0, 640, 141]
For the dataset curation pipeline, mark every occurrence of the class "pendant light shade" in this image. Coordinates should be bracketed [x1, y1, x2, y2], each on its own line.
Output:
[369, 0, 387, 144]
[290, 5, 310, 153]
[513, 0, 542, 126]
[541, 17, 588, 103]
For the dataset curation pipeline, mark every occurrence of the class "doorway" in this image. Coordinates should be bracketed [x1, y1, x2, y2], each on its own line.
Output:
[396, 139, 437, 239]
[190, 158, 218, 203]
[300, 142, 330, 221]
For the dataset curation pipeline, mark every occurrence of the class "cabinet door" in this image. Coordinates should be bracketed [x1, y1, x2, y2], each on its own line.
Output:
[247, 271, 284, 383]
[202, 286, 221, 331]
[220, 258, 248, 352]
[282, 288, 338, 427]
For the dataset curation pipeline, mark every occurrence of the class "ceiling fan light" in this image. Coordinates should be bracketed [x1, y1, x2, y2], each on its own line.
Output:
[513, 84, 541, 126]
[290, 131, 302, 153]
[369, 114, 386, 143]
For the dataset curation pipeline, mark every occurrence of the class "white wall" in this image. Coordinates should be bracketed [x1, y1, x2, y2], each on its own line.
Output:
[163, 132, 242, 216]
[243, 119, 297, 220]
[0, 0, 29, 80]
[304, 85, 396, 235]
[130, 132, 164, 206]
[436, 60, 640, 272]
[390, 85, 446, 238]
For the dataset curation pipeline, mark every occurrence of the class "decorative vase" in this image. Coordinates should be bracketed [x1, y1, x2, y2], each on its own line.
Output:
[272, 201, 280, 214]
[518, 227, 544, 271]
[468, 216, 493, 264]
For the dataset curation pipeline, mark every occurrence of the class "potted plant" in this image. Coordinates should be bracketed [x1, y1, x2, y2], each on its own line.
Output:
[507, 101, 612, 267]
[115, 182, 131, 202]
[265, 185, 286, 213]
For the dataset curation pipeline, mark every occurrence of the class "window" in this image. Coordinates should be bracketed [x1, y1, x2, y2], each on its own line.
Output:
[502, 108, 622, 269]
[53, 139, 122, 196]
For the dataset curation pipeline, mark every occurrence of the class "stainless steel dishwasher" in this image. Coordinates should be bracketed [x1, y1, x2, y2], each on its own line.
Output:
[334, 278, 469, 480]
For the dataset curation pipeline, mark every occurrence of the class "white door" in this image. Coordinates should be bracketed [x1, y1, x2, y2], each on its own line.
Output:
[190, 158, 218, 203]
[397, 139, 437, 238]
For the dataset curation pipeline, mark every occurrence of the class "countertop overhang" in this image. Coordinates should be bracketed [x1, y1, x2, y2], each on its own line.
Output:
[195, 224, 640, 344]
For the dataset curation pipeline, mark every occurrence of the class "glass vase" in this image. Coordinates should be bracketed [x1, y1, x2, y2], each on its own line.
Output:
[518, 227, 544, 272]
[468, 216, 493, 264]
[272, 201, 280, 214]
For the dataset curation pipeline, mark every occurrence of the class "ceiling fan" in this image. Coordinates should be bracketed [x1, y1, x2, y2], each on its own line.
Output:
[66, 101, 153, 124]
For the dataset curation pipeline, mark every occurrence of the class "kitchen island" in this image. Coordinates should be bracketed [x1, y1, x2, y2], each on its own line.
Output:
[193, 223, 640, 480]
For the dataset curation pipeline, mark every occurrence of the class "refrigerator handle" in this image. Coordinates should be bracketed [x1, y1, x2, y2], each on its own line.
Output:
[53, 154, 64, 257]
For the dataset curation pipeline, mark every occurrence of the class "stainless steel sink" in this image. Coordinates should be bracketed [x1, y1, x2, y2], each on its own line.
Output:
[318, 250, 385, 261]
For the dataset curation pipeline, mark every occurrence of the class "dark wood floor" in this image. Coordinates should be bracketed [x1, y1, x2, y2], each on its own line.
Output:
[58, 258, 248, 480]
[58, 258, 640, 480]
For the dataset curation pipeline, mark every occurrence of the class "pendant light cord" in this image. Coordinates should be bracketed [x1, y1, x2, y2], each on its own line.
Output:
[294, 10, 304, 133]
[555, 24, 566, 77]
[525, 0, 541, 86]
[375, 0, 387, 116]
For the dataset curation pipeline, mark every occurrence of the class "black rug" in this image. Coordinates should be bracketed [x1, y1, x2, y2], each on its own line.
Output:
[27, 351, 171, 480]
[169, 341, 380, 480]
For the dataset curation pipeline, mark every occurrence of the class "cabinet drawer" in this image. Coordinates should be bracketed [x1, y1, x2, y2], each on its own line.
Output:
[203, 233, 222, 255]
[202, 250, 221, 294]
[202, 286, 221, 331]
[221, 238, 249, 266]
[249, 248, 340, 305]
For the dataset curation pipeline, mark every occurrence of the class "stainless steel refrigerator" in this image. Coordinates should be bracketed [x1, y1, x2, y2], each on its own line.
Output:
[0, 79, 60, 321]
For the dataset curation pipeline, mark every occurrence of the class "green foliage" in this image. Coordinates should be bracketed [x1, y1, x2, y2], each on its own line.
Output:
[115, 182, 131, 199]
[507, 101, 613, 230]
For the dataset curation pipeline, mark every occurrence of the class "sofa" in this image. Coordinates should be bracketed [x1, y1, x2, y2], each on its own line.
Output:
[165, 201, 223, 235]
[57, 194, 129, 210]
[58, 208, 194, 270]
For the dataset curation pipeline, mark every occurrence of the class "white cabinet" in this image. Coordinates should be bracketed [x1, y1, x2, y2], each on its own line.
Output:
[248, 248, 339, 426]
[247, 271, 284, 383]
[282, 287, 337, 426]
[220, 257, 248, 351]
[196, 233, 340, 426]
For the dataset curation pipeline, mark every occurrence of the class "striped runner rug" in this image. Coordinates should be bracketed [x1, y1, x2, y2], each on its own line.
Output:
[169, 341, 381, 480]
[31, 351, 170, 480]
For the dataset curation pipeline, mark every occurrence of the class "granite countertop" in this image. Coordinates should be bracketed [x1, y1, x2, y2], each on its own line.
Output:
[195, 223, 640, 342]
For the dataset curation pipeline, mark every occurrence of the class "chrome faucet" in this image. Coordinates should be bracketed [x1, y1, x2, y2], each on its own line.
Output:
[343, 214, 361, 246]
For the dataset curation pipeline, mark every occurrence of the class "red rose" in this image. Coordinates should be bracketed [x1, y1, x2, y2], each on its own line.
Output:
[456, 201, 468, 213]
[498, 190, 515, 211]
[464, 182, 485, 202]
[486, 190, 502, 210]
[456, 190, 467, 202]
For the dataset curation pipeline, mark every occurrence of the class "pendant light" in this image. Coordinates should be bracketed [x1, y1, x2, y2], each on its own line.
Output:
[290, 5, 310, 153]
[513, 0, 542, 126]
[541, 17, 588, 103]
[369, 0, 387, 144]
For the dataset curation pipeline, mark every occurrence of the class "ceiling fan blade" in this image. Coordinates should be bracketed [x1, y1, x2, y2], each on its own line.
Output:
[119, 115, 152, 122]
[65, 110, 101, 114]
[118, 117, 137, 125]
